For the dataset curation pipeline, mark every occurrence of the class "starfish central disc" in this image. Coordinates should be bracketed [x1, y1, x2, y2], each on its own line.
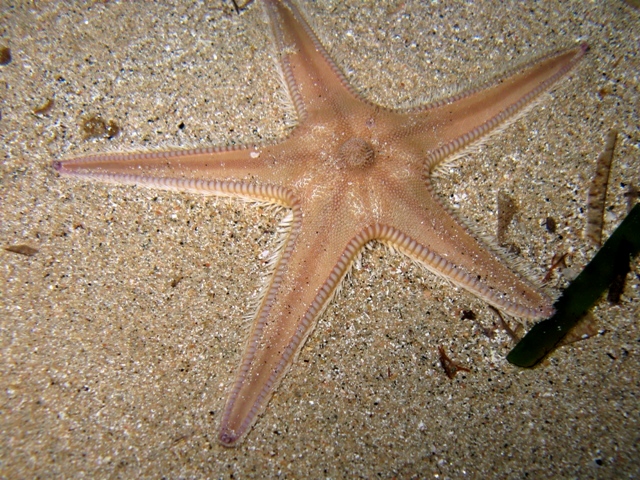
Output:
[336, 138, 375, 169]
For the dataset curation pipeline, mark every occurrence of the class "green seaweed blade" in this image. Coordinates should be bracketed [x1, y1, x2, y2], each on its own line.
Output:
[507, 204, 640, 367]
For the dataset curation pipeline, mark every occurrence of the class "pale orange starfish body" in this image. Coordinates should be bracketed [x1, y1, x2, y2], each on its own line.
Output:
[54, 0, 587, 446]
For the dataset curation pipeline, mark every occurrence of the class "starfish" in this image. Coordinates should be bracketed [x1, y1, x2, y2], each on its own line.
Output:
[54, 0, 586, 446]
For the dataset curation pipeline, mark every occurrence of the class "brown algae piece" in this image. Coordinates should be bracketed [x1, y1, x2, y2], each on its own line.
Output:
[4, 245, 38, 256]
[585, 130, 617, 247]
[0, 47, 11, 65]
[81, 115, 120, 139]
[33, 99, 54, 115]
[497, 191, 518, 244]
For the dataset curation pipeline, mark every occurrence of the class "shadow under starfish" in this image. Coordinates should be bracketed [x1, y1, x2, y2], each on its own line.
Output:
[53, 0, 587, 446]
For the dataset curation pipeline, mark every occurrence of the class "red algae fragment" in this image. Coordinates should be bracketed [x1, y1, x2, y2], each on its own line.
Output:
[438, 346, 470, 379]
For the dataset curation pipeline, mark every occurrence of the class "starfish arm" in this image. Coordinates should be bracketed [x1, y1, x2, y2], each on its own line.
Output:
[401, 43, 588, 171]
[376, 179, 553, 318]
[218, 205, 371, 446]
[264, 0, 366, 123]
[53, 145, 295, 204]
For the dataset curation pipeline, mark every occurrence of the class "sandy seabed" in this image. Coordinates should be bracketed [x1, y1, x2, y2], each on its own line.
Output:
[1, 1, 638, 478]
